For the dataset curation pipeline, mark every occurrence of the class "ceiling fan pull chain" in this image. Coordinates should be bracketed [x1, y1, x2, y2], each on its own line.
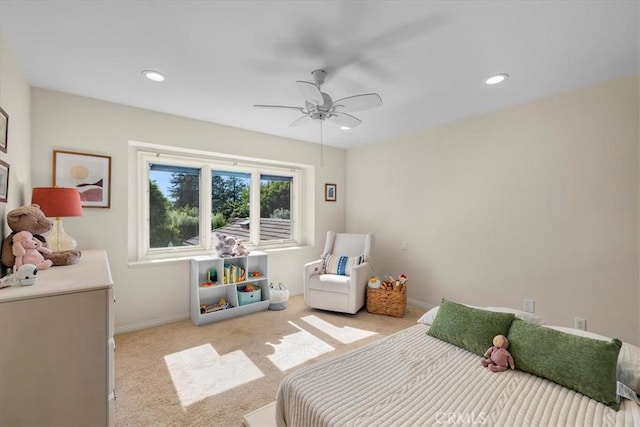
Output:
[320, 120, 324, 167]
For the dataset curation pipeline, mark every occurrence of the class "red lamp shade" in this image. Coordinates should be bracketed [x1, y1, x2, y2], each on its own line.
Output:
[31, 187, 83, 217]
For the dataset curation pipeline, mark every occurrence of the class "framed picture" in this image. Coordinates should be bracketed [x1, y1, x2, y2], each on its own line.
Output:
[0, 107, 8, 153]
[53, 150, 111, 208]
[325, 183, 337, 202]
[0, 160, 9, 203]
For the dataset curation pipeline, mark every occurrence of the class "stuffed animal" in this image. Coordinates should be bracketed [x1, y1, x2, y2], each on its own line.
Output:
[481, 334, 515, 372]
[1, 204, 81, 269]
[12, 230, 53, 270]
[0, 263, 40, 287]
[234, 239, 250, 256]
[214, 233, 236, 257]
[367, 276, 381, 288]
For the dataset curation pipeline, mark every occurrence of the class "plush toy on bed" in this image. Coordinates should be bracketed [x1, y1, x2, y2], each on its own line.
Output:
[481, 334, 515, 372]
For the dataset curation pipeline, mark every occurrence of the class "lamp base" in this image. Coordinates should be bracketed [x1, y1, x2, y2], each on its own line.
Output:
[47, 218, 77, 251]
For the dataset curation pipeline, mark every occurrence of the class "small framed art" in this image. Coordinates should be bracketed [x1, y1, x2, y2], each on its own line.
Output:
[53, 150, 112, 208]
[325, 183, 337, 202]
[0, 107, 8, 153]
[0, 160, 9, 203]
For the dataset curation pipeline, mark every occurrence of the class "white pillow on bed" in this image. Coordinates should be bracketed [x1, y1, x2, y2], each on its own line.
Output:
[544, 325, 640, 395]
[418, 305, 543, 326]
[484, 306, 544, 325]
[417, 306, 440, 325]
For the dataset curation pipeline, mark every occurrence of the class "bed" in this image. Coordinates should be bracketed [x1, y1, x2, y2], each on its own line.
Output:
[276, 301, 640, 426]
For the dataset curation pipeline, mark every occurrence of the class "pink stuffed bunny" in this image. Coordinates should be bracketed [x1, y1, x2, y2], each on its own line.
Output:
[481, 334, 515, 372]
[12, 230, 53, 270]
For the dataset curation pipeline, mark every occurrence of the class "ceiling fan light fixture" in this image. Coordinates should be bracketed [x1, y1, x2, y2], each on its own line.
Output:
[142, 70, 166, 82]
[486, 73, 509, 85]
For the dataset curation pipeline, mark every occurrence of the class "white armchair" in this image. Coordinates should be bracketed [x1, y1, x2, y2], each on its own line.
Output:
[304, 231, 374, 314]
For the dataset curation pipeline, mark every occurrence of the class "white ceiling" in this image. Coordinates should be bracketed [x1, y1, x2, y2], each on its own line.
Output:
[1, 1, 638, 149]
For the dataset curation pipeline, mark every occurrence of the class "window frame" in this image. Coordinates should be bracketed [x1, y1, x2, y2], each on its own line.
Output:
[134, 146, 302, 262]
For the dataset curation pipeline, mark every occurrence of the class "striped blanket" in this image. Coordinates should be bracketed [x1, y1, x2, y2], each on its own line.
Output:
[276, 324, 640, 426]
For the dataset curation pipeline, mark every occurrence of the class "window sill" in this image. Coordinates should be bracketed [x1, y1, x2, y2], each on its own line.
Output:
[128, 244, 311, 268]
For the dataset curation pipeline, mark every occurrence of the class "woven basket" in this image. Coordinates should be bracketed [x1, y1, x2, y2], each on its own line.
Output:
[366, 286, 407, 317]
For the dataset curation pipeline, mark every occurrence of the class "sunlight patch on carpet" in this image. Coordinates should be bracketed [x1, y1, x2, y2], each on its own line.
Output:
[164, 343, 264, 408]
[266, 321, 334, 371]
[301, 315, 377, 344]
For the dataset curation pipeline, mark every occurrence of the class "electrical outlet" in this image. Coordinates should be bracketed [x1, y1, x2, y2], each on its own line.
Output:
[574, 317, 587, 331]
[523, 299, 535, 313]
[401, 241, 408, 251]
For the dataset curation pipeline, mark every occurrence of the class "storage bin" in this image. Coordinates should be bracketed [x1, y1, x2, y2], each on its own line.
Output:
[238, 287, 262, 306]
[269, 282, 289, 311]
[366, 286, 407, 317]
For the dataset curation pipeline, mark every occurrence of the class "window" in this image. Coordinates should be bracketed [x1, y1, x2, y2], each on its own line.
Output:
[258, 174, 292, 243]
[149, 164, 201, 249]
[134, 144, 302, 260]
[211, 170, 252, 241]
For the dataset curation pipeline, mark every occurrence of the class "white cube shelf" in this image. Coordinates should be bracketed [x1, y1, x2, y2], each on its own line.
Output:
[190, 252, 270, 326]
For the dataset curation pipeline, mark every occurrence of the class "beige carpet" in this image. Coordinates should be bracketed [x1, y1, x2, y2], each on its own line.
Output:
[114, 295, 423, 426]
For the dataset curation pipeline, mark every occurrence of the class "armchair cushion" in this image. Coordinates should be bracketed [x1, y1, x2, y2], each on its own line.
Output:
[322, 254, 365, 276]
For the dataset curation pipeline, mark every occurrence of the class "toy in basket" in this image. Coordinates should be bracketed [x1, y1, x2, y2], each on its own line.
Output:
[366, 274, 407, 317]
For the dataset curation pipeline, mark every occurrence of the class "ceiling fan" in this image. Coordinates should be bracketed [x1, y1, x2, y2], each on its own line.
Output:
[254, 69, 383, 130]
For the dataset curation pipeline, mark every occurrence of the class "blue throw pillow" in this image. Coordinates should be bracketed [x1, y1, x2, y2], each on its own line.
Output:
[323, 254, 364, 276]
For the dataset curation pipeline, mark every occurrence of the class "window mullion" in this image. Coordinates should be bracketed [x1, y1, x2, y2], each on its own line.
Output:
[139, 154, 152, 259]
[249, 171, 261, 245]
[201, 165, 212, 250]
[291, 169, 300, 243]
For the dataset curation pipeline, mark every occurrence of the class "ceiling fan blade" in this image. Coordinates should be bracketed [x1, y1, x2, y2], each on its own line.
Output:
[328, 112, 362, 129]
[254, 104, 305, 113]
[332, 93, 383, 112]
[290, 115, 313, 127]
[296, 81, 323, 105]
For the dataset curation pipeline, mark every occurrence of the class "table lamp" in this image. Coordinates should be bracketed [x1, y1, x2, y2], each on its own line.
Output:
[31, 187, 83, 251]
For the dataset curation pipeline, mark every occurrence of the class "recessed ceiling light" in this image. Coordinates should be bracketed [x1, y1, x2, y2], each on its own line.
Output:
[142, 70, 166, 82]
[486, 74, 509, 85]
[340, 126, 351, 130]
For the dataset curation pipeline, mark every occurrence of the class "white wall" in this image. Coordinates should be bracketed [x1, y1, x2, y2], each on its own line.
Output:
[30, 89, 346, 333]
[347, 75, 640, 345]
[0, 35, 32, 235]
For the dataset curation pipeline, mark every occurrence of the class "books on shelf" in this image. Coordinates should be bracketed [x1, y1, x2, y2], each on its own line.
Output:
[200, 300, 232, 314]
[223, 263, 246, 284]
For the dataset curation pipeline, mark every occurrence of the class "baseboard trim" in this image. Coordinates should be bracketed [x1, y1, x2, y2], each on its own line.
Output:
[408, 298, 433, 310]
[114, 299, 432, 335]
[115, 312, 189, 334]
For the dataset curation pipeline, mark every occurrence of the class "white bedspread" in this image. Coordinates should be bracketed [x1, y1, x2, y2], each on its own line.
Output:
[276, 324, 640, 426]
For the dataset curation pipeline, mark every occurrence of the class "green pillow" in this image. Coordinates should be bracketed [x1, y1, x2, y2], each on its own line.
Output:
[427, 299, 515, 356]
[507, 319, 622, 410]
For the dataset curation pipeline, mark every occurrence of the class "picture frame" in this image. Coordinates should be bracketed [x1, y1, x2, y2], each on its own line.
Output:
[325, 183, 337, 202]
[0, 106, 8, 153]
[0, 160, 9, 203]
[53, 150, 111, 208]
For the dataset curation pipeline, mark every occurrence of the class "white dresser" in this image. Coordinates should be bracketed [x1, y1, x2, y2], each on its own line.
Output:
[0, 249, 114, 427]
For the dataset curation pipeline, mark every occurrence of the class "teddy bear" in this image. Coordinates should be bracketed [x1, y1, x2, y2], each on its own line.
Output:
[481, 334, 515, 372]
[233, 239, 250, 256]
[214, 233, 236, 258]
[12, 230, 53, 270]
[1, 204, 81, 269]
